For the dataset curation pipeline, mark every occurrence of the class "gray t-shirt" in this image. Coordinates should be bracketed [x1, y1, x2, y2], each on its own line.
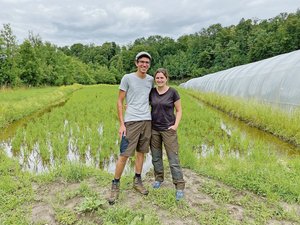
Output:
[119, 72, 154, 122]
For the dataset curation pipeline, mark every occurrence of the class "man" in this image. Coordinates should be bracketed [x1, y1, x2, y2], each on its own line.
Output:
[108, 51, 153, 205]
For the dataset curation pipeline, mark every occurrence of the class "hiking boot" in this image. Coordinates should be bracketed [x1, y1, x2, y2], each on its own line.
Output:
[175, 190, 184, 201]
[152, 181, 162, 189]
[133, 177, 149, 195]
[108, 180, 120, 205]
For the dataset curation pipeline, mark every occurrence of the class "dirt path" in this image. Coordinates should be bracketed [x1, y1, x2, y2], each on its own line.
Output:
[31, 168, 300, 225]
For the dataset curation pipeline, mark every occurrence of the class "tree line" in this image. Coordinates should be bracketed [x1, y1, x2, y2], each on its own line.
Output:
[1, 10, 299, 87]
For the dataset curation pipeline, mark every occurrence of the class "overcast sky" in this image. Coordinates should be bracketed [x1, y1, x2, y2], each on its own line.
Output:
[0, 0, 299, 47]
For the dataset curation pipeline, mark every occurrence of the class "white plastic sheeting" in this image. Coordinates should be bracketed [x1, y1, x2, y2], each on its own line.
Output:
[181, 50, 300, 111]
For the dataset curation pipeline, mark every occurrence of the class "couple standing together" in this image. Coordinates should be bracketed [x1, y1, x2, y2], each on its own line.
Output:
[108, 51, 185, 205]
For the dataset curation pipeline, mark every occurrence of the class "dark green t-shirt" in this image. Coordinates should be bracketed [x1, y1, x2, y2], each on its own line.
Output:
[149, 87, 180, 131]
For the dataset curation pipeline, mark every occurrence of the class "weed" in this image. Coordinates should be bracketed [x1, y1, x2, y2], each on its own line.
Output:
[200, 181, 233, 204]
[55, 208, 77, 225]
[100, 207, 161, 225]
[76, 196, 106, 213]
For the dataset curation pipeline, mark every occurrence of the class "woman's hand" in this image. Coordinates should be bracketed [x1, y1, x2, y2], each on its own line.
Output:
[168, 125, 178, 131]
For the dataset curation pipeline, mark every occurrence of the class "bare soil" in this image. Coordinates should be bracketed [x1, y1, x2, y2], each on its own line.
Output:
[30, 168, 300, 225]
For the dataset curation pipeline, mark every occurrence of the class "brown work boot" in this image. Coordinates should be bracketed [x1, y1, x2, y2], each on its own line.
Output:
[133, 176, 149, 195]
[108, 180, 120, 205]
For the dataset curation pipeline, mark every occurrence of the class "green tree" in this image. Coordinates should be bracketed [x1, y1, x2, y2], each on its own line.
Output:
[18, 40, 42, 85]
[0, 24, 19, 86]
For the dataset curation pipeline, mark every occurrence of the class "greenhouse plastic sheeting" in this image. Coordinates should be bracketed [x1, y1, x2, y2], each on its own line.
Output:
[181, 49, 300, 111]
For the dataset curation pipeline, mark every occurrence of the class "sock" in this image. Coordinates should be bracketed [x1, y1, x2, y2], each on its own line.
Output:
[135, 173, 141, 178]
[113, 178, 120, 183]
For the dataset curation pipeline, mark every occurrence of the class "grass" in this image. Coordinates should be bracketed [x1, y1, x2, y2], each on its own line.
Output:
[1, 152, 299, 224]
[197, 207, 236, 225]
[0, 152, 33, 224]
[32, 164, 161, 225]
[100, 207, 161, 225]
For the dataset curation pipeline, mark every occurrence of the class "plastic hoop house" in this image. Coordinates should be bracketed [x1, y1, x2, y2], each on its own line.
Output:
[181, 49, 300, 111]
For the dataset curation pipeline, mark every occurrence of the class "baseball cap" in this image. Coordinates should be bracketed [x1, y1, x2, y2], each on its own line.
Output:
[135, 51, 152, 61]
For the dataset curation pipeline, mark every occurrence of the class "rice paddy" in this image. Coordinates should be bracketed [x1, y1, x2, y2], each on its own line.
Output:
[0, 84, 299, 224]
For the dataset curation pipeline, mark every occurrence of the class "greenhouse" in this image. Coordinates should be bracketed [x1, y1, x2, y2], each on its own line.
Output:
[181, 49, 300, 111]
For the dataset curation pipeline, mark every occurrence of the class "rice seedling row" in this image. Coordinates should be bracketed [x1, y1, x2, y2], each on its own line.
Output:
[1, 85, 300, 224]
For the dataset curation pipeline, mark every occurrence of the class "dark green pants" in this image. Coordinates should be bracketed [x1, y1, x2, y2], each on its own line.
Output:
[151, 129, 185, 190]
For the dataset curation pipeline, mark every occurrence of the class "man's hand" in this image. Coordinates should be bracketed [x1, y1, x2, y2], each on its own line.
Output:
[119, 124, 126, 139]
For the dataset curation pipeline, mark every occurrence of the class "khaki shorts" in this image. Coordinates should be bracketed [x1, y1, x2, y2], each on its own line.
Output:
[120, 121, 151, 157]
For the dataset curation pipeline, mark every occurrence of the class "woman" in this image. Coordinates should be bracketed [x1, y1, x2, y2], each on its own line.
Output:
[149, 68, 185, 201]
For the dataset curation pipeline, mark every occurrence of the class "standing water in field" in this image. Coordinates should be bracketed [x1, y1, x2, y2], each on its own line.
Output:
[193, 100, 300, 159]
[0, 116, 153, 175]
[1, 106, 298, 174]
[0, 136, 153, 175]
[1, 85, 299, 175]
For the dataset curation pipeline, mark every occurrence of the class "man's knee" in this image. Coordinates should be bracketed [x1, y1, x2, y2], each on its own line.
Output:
[118, 155, 129, 163]
[136, 151, 145, 158]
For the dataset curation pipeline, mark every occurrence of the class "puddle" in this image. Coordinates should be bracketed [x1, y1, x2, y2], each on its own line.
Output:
[0, 138, 153, 175]
[193, 96, 300, 157]
[219, 117, 299, 156]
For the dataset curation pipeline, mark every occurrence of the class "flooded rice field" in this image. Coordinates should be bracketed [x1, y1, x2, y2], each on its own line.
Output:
[1, 86, 299, 177]
[0, 120, 152, 175]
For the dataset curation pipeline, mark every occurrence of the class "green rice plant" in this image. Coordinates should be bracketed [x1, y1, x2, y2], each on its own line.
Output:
[184, 88, 300, 146]
[0, 84, 82, 129]
[39, 139, 50, 163]
[55, 163, 90, 182]
[3, 84, 300, 210]
[11, 131, 23, 155]
[51, 135, 66, 162]
[176, 88, 300, 203]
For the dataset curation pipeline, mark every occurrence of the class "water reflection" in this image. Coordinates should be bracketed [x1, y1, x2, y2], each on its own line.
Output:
[1, 140, 13, 157]
[67, 137, 79, 162]
[102, 152, 152, 177]
[193, 96, 300, 156]
[18, 143, 49, 174]
[0, 100, 67, 141]
[194, 144, 214, 158]
[98, 123, 103, 136]
[2, 94, 298, 175]
[194, 143, 242, 159]
[0, 139, 152, 175]
[218, 114, 300, 156]
[85, 145, 94, 166]
[220, 121, 232, 136]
